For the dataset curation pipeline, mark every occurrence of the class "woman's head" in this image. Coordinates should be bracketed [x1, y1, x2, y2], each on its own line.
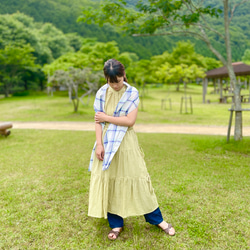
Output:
[103, 59, 127, 84]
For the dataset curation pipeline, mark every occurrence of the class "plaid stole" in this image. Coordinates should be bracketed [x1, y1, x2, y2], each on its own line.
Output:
[89, 82, 139, 171]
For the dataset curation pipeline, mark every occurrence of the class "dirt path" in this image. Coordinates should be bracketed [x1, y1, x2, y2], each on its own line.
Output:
[10, 121, 250, 136]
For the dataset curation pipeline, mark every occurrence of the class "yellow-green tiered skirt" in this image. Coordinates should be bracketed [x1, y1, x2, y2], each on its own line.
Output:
[88, 124, 159, 219]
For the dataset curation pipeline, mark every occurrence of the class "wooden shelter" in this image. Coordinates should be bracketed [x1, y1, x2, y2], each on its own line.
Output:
[203, 62, 250, 103]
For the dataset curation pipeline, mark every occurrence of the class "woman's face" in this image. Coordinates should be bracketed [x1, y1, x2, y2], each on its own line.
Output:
[108, 76, 124, 91]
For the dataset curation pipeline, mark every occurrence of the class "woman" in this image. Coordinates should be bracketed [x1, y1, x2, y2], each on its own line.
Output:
[88, 59, 175, 240]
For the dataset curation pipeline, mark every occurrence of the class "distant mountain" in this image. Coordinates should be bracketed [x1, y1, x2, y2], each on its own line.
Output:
[0, 0, 249, 61]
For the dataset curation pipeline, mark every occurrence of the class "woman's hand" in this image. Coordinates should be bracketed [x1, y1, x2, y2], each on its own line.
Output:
[95, 112, 108, 123]
[96, 144, 104, 161]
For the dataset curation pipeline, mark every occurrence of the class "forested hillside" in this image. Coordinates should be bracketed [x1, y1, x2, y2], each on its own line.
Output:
[0, 0, 173, 59]
[0, 0, 249, 61]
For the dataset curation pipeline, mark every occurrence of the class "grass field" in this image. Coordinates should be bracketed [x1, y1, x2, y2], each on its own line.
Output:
[0, 130, 249, 249]
[1, 84, 250, 126]
[0, 84, 249, 249]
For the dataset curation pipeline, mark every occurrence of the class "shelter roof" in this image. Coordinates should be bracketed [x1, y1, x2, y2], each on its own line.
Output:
[206, 62, 250, 78]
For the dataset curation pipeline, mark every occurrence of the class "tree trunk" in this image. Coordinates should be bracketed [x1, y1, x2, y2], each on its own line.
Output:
[176, 81, 180, 91]
[72, 86, 79, 112]
[72, 98, 79, 112]
[40, 79, 44, 91]
[4, 84, 9, 98]
[68, 88, 72, 103]
[224, 0, 242, 141]
[24, 80, 28, 91]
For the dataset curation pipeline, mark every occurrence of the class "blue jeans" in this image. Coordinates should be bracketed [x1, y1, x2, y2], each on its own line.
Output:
[107, 207, 163, 228]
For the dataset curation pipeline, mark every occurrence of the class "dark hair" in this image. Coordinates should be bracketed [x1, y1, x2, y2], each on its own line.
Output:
[103, 59, 128, 83]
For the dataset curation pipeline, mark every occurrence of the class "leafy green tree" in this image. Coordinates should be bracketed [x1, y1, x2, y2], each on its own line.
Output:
[170, 42, 205, 67]
[0, 13, 75, 65]
[117, 52, 139, 69]
[155, 62, 172, 84]
[21, 68, 46, 91]
[157, 63, 205, 91]
[203, 57, 223, 70]
[169, 64, 189, 91]
[0, 44, 39, 97]
[151, 51, 171, 68]
[43, 40, 125, 76]
[0, 13, 52, 65]
[65, 33, 84, 52]
[150, 41, 222, 71]
[242, 49, 250, 65]
[43, 40, 121, 97]
[80, 41, 120, 70]
[43, 52, 89, 75]
[127, 59, 157, 86]
[38, 23, 74, 60]
[129, 41, 210, 87]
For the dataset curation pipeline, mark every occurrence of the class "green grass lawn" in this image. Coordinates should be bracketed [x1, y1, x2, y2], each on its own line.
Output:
[0, 130, 249, 249]
[1, 84, 250, 126]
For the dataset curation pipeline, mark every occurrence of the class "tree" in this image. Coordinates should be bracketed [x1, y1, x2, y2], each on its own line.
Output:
[48, 68, 81, 112]
[168, 41, 206, 68]
[79, 0, 250, 141]
[117, 52, 139, 69]
[0, 12, 77, 66]
[45, 40, 122, 72]
[127, 59, 157, 86]
[155, 62, 205, 90]
[79, 68, 103, 105]
[65, 33, 84, 52]
[203, 57, 223, 71]
[38, 23, 74, 60]
[155, 62, 172, 84]
[47, 67, 103, 112]
[0, 13, 52, 65]
[80, 41, 120, 70]
[242, 49, 250, 64]
[43, 52, 90, 75]
[0, 44, 39, 97]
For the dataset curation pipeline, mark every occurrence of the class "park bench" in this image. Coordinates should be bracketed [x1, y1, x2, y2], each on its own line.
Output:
[0, 122, 13, 137]
[220, 94, 250, 104]
[243, 96, 250, 103]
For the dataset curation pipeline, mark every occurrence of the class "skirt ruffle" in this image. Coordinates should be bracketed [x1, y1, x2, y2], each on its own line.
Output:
[88, 127, 158, 219]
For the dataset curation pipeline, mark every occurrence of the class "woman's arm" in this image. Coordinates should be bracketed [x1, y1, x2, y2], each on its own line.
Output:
[95, 123, 104, 161]
[95, 108, 138, 127]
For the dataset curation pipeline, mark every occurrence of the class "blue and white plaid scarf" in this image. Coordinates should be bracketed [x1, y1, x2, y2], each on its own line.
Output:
[89, 82, 139, 171]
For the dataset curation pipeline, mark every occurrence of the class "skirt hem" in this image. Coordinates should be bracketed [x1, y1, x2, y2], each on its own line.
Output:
[88, 204, 159, 219]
